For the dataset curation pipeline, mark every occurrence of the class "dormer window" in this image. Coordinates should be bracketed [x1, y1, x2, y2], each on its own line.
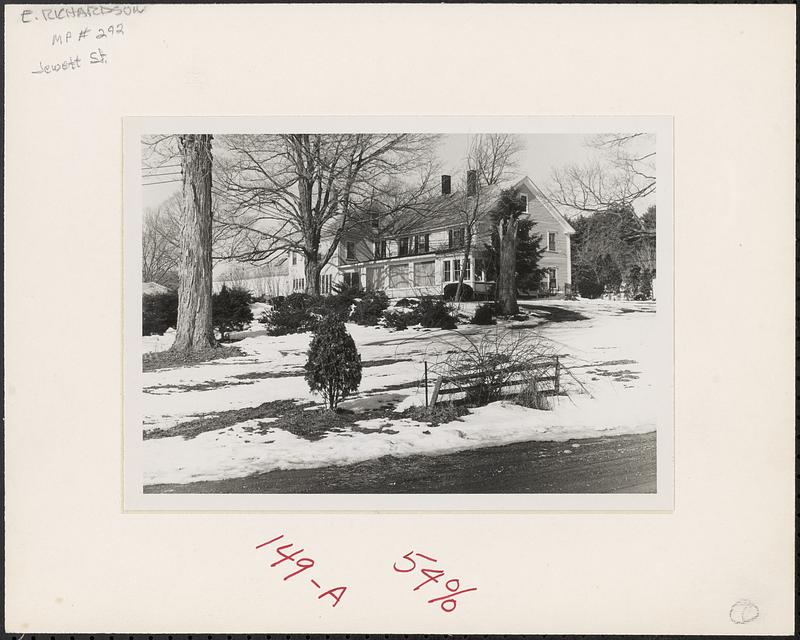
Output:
[398, 236, 410, 257]
[520, 194, 528, 213]
[448, 227, 466, 249]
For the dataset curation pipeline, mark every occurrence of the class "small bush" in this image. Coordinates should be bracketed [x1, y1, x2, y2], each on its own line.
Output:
[383, 309, 410, 331]
[416, 297, 458, 330]
[394, 297, 419, 308]
[268, 295, 286, 309]
[443, 282, 474, 301]
[212, 285, 254, 341]
[142, 291, 178, 336]
[471, 302, 496, 325]
[304, 315, 362, 409]
[350, 290, 390, 326]
[260, 292, 320, 335]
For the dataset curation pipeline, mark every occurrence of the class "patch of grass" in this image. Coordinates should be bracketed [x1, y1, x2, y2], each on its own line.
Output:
[144, 380, 250, 394]
[143, 346, 244, 372]
[144, 399, 310, 440]
[402, 402, 470, 426]
[362, 357, 414, 368]
[514, 383, 552, 410]
[145, 397, 408, 443]
[231, 369, 304, 380]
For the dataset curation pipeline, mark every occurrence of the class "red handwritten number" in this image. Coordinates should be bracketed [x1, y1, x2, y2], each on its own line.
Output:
[414, 568, 445, 591]
[255, 534, 284, 549]
[271, 543, 304, 567]
[393, 551, 417, 573]
[283, 557, 314, 581]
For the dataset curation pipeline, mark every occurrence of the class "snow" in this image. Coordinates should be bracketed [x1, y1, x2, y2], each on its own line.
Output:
[139, 299, 659, 485]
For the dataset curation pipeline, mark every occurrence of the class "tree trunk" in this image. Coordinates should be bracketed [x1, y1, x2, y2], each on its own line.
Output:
[304, 256, 321, 295]
[497, 219, 519, 315]
[454, 230, 473, 303]
[171, 134, 216, 352]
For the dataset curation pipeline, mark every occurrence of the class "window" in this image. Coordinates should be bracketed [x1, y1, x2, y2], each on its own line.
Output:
[448, 227, 465, 249]
[463, 258, 471, 281]
[520, 194, 528, 212]
[414, 261, 435, 286]
[388, 264, 411, 288]
[453, 259, 461, 282]
[547, 232, 556, 252]
[346, 241, 356, 260]
[414, 234, 430, 254]
[366, 266, 385, 291]
[543, 268, 557, 291]
[291, 252, 297, 265]
[398, 236, 410, 257]
[321, 274, 333, 294]
[443, 260, 451, 282]
[343, 272, 361, 288]
[370, 210, 379, 229]
[292, 278, 306, 292]
[374, 240, 387, 259]
[474, 260, 484, 282]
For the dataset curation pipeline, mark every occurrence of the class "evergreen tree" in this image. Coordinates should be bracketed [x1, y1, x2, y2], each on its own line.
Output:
[304, 316, 362, 410]
[212, 285, 254, 341]
[482, 193, 544, 299]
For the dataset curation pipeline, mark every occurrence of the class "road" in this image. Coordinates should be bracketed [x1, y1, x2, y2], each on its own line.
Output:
[145, 431, 656, 494]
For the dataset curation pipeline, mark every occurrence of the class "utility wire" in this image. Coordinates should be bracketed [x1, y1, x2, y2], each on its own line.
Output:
[143, 178, 183, 187]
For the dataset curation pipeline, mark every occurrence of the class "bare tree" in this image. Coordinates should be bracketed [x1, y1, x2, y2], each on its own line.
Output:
[452, 134, 524, 303]
[171, 134, 216, 352]
[549, 133, 656, 231]
[214, 134, 440, 294]
[142, 193, 181, 289]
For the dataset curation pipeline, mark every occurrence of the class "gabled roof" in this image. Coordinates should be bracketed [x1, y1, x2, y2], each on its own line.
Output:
[514, 176, 576, 235]
[340, 174, 576, 240]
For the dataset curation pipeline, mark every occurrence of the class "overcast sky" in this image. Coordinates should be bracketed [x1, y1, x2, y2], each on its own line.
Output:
[142, 133, 656, 216]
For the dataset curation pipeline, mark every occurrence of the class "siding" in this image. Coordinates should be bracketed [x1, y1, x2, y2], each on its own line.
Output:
[520, 185, 571, 290]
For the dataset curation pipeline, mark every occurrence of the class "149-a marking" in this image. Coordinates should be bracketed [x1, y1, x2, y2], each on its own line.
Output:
[255, 534, 348, 608]
[393, 550, 478, 613]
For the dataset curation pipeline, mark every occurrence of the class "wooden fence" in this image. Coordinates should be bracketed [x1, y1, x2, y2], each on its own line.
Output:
[428, 355, 562, 406]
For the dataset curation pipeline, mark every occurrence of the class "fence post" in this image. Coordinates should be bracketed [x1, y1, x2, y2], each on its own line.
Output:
[554, 356, 560, 395]
[429, 375, 443, 407]
[424, 361, 429, 407]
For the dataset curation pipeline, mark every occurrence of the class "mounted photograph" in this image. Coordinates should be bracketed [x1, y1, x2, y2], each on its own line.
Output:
[124, 117, 673, 509]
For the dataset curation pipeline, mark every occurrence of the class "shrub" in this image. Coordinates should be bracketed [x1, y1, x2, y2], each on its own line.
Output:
[574, 264, 604, 298]
[435, 329, 555, 408]
[394, 297, 419, 308]
[268, 295, 286, 309]
[416, 297, 458, 330]
[304, 315, 362, 409]
[142, 291, 178, 336]
[350, 290, 390, 326]
[212, 285, 254, 341]
[383, 309, 410, 331]
[321, 283, 361, 318]
[443, 282, 474, 301]
[471, 302, 496, 325]
[260, 292, 320, 335]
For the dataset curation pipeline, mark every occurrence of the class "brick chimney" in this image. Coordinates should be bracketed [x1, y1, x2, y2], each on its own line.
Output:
[441, 174, 451, 195]
[466, 169, 477, 196]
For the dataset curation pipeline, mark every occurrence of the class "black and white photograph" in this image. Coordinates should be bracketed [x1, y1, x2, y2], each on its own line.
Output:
[126, 119, 672, 504]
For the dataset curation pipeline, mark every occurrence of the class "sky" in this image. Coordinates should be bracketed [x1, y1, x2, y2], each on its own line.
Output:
[142, 133, 657, 216]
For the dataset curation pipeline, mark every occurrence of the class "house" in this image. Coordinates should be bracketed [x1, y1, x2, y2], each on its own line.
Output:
[281, 173, 575, 299]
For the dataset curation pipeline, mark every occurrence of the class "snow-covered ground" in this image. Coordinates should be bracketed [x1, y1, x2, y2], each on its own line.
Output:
[140, 299, 657, 486]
